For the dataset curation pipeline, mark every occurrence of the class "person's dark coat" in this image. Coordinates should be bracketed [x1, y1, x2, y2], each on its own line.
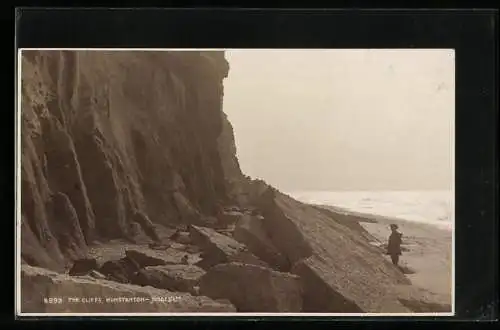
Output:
[387, 232, 403, 256]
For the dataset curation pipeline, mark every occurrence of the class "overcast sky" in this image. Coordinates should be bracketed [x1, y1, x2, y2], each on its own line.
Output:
[222, 49, 454, 192]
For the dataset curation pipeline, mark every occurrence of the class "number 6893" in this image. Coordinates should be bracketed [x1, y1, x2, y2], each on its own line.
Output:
[43, 297, 63, 304]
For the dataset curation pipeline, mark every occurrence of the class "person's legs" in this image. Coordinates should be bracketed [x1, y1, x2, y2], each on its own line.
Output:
[390, 254, 399, 266]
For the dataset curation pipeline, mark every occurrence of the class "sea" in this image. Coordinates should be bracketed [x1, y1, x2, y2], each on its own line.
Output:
[286, 190, 454, 231]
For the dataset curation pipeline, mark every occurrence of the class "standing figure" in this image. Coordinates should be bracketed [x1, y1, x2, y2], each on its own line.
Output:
[387, 224, 403, 266]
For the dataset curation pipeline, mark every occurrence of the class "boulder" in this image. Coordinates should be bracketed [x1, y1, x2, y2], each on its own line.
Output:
[256, 188, 412, 313]
[199, 262, 302, 312]
[233, 214, 289, 271]
[125, 247, 187, 268]
[134, 264, 206, 295]
[20, 265, 236, 313]
[189, 225, 267, 269]
[68, 258, 99, 276]
[171, 231, 191, 245]
[99, 257, 141, 284]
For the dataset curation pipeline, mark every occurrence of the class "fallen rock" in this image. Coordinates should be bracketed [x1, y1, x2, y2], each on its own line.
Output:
[257, 188, 412, 313]
[99, 257, 141, 284]
[68, 258, 99, 276]
[134, 264, 206, 295]
[171, 231, 191, 245]
[21, 264, 236, 313]
[188, 224, 245, 256]
[125, 247, 187, 268]
[233, 214, 289, 271]
[256, 190, 314, 264]
[199, 262, 302, 312]
[189, 225, 267, 269]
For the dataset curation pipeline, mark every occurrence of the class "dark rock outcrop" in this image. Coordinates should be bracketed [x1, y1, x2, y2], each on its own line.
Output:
[199, 262, 302, 312]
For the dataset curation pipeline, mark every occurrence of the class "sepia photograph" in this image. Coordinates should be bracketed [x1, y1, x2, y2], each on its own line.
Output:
[16, 49, 454, 316]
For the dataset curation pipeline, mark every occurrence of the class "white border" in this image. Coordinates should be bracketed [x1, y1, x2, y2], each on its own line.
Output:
[15, 48, 455, 318]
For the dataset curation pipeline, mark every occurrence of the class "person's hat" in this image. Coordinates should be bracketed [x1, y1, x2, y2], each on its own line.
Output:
[390, 224, 398, 229]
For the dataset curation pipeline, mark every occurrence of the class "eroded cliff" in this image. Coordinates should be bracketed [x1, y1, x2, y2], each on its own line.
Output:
[20, 50, 242, 270]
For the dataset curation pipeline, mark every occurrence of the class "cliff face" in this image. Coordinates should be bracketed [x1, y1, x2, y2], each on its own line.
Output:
[20, 50, 241, 270]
